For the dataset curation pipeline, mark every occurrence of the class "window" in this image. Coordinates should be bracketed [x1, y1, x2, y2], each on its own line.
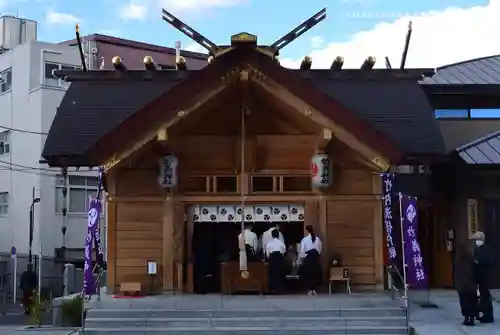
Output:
[435, 108, 500, 119]
[470, 109, 500, 118]
[183, 176, 209, 193]
[0, 192, 8, 216]
[281, 176, 311, 192]
[0, 68, 12, 93]
[214, 176, 238, 193]
[44, 63, 81, 87]
[251, 176, 275, 193]
[0, 131, 10, 155]
[434, 109, 468, 119]
[55, 175, 98, 214]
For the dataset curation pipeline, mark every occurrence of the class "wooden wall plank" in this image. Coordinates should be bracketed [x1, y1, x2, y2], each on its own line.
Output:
[106, 203, 117, 294]
[162, 196, 175, 291]
[116, 239, 162, 249]
[117, 222, 162, 231]
[114, 201, 163, 290]
[116, 231, 163, 240]
[326, 179, 380, 287]
[372, 174, 385, 289]
[116, 203, 163, 222]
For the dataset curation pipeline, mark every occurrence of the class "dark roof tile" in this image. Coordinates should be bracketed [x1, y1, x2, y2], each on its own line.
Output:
[42, 79, 178, 158]
[43, 68, 446, 163]
[305, 73, 445, 155]
[423, 55, 500, 84]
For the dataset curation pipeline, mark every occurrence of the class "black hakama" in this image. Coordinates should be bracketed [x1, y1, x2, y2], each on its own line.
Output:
[268, 251, 285, 293]
[245, 244, 259, 262]
[300, 249, 322, 290]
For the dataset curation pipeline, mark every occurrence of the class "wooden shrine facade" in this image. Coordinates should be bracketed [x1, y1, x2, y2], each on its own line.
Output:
[42, 10, 451, 293]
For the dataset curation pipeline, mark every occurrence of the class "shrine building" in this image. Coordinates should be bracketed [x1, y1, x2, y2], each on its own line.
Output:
[41, 10, 500, 294]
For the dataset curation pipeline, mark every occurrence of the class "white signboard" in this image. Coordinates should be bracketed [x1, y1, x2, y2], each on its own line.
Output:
[147, 261, 157, 275]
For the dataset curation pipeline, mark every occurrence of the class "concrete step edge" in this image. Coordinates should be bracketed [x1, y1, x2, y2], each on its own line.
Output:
[82, 326, 408, 331]
[87, 308, 404, 312]
[85, 316, 407, 322]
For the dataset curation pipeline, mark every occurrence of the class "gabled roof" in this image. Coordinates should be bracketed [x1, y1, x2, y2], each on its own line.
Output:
[42, 77, 180, 161]
[42, 48, 446, 166]
[457, 131, 500, 164]
[304, 71, 445, 155]
[421, 55, 500, 85]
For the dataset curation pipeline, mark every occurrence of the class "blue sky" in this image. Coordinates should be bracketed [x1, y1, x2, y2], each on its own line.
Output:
[0, 0, 496, 68]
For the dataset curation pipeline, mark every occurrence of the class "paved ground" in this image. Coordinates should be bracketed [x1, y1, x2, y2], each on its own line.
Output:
[410, 290, 500, 335]
[0, 326, 77, 334]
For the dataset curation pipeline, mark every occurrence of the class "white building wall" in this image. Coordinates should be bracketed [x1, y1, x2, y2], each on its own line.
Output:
[0, 41, 99, 257]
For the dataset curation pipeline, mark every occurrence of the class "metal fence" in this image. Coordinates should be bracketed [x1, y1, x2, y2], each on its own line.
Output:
[0, 253, 64, 307]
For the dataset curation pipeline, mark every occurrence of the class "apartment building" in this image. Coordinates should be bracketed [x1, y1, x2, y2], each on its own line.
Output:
[0, 16, 207, 267]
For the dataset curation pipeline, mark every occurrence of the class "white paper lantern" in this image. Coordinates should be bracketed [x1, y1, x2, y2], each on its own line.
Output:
[158, 154, 178, 188]
[311, 153, 332, 188]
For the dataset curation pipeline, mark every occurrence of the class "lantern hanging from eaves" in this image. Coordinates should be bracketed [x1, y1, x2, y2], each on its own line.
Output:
[311, 153, 332, 188]
[158, 154, 178, 188]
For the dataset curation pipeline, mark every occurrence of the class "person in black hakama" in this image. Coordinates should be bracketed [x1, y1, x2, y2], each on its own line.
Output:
[266, 229, 286, 294]
[454, 244, 477, 326]
[299, 225, 323, 296]
[471, 231, 494, 323]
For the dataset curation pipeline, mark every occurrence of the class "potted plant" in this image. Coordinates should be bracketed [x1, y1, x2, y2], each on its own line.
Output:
[28, 290, 42, 327]
[60, 295, 83, 327]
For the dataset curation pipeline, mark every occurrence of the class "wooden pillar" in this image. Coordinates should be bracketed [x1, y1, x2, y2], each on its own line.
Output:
[162, 195, 175, 291]
[106, 202, 117, 294]
[173, 203, 185, 291]
[106, 172, 117, 294]
[372, 174, 384, 290]
[185, 207, 194, 293]
[318, 196, 329, 278]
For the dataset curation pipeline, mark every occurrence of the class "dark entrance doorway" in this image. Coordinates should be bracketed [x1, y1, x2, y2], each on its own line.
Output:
[191, 221, 304, 293]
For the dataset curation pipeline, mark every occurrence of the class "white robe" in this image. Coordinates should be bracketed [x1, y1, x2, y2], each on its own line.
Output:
[261, 227, 284, 252]
[299, 234, 322, 259]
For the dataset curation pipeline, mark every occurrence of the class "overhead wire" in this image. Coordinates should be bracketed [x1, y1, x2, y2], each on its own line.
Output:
[0, 160, 86, 176]
[0, 125, 49, 135]
[0, 165, 59, 178]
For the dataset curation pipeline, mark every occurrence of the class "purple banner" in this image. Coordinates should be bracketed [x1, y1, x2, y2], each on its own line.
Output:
[400, 195, 428, 288]
[382, 173, 397, 265]
[83, 168, 105, 296]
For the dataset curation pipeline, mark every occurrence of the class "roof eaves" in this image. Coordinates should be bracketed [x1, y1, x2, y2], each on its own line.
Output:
[437, 55, 500, 71]
[59, 34, 208, 60]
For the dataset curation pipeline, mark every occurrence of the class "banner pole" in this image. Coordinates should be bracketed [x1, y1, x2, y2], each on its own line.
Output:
[398, 193, 409, 308]
[239, 105, 247, 272]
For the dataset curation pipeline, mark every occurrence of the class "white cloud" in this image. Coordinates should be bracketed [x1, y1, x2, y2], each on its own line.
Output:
[281, 0, 500, 69]
[310, 36, 324, 49]
[120, 3, 148, 20]
[46, 11, 80, 25]
[158, 0, 248, 12]
[184, 43, 209, 54]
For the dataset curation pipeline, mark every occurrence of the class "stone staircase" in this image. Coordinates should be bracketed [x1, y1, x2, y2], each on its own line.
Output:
[81, 307, 408, 334]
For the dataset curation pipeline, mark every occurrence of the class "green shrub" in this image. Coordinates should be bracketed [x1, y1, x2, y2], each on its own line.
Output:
[61, 295, 83, 327]
[28, 290, 42, 326]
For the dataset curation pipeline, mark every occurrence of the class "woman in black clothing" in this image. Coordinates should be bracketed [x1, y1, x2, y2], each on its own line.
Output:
[299, 225, 323, 295]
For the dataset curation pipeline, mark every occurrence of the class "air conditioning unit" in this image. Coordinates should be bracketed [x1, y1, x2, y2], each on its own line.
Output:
[158, 154, 178, 188]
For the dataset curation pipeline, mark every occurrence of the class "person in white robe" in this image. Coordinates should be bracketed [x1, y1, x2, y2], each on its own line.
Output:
[261, 224, 285, 259]
[238, 223, 259, 262]
[266, 229, 286, 293]
[299, 225, 322, 295]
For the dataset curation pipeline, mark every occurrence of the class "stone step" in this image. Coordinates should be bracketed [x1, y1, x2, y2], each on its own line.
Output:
[86, 308, 406, 319]
[80, 325, 408, 335]
[85, 316, 407, 329]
